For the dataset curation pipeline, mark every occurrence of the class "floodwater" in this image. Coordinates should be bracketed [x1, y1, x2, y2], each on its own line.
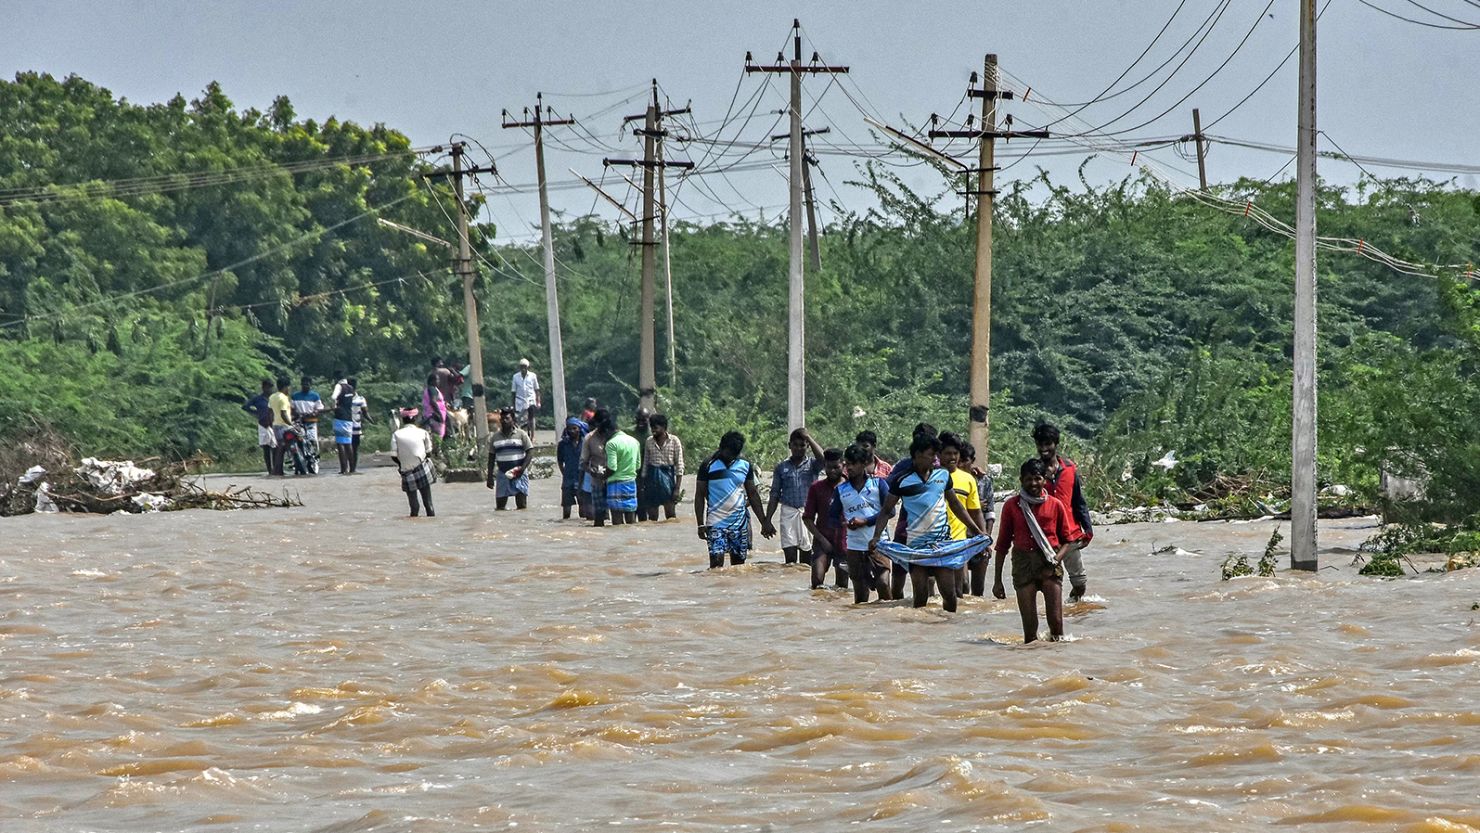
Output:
[2, 472, 1478, 832]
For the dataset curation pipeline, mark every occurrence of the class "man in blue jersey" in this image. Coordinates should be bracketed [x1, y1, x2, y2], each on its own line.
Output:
[870, 434, 986, 612]
[694, 431, 776, 569]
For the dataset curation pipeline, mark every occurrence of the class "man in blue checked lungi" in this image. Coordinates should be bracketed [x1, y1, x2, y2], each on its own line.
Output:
[869, 433, 990, 613]
[694, 431, 776, 569]
[485, 408, 533, 510]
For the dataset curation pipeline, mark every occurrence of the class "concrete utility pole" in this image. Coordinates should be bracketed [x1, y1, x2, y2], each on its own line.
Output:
[1192, 107, 1209, 191]
[603, 81, 692, 414]
[502, 94, 576, 429]
[746, 20, 848, 430]
[1291, 0, 1319, 571]
[422, 143, 496, 442]
[930, 56, 1047, 463]
[657, 130, 677, 388]
[771, 124, 831, 274]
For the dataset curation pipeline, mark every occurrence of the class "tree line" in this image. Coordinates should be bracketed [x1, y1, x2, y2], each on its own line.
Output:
[2, 72, 1477, 546]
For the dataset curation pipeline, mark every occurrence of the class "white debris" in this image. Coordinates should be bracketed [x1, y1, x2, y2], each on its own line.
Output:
[18, 465, 46, 486]
[130, 493, 170, 512]
[75, 458, 155, 495]
[34, 482, 58, 513]
[1320, 484, 1352, 498]
[1152, 450, 1178, 470]
[851, 406, 867, 419]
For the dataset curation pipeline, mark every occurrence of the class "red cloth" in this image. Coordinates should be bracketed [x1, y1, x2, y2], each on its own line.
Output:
[871, 458, 892, 479]
[1047, 456, 1088, 542]
[994, 494, 1079, 558]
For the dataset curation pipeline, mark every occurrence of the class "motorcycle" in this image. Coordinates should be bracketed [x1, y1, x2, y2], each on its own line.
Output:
[281, 422, 319, 475]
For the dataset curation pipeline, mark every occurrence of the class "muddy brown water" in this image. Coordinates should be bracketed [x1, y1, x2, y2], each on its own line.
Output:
[2, 472, 1478, 832]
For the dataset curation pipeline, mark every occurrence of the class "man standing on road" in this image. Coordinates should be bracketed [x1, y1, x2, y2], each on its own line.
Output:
[511, 358, 541, 437]
[243, 378, 276, 475]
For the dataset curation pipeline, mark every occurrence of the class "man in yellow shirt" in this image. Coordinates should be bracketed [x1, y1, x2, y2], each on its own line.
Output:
[268, 376, 294, 476]
[939, 432, 988, 597]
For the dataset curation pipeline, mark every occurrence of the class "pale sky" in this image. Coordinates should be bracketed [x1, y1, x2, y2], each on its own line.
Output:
[5, 1, 1477, 243]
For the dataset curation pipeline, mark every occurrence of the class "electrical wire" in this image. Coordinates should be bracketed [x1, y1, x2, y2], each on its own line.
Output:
[1, 190, 421, 329]
[1355, 0, 1479, 28]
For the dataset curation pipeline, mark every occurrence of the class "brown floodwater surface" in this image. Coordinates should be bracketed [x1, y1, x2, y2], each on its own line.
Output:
[2, 473, 1478, 832]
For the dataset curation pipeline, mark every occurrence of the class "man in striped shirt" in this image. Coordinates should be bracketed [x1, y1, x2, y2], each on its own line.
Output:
[485, 408, 533, 510]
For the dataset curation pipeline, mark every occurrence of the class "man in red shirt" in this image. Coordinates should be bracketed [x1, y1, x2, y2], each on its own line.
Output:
[854, 430, 893, 479]
[995, 457, 1082, 643]
[1034, 422, 1094, 602]
[802, 449, 849, 591]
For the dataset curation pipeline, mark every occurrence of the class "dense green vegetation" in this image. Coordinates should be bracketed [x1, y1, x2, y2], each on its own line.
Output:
[2, 72, 1478, 542]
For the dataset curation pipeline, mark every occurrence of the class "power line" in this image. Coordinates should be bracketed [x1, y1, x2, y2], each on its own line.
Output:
[1355, 0, 1480, 28]
[1, 190, 421, 329]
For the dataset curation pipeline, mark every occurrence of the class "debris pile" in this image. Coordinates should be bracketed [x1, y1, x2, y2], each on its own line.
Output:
[1, 430, 299, 517]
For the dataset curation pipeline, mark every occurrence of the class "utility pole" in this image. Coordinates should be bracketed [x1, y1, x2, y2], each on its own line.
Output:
[502, 94, 576, 430]
[1291, 0, 1319, 571]
[422, 143, 497, 442]
[1192, 107, 1209, 191]
[773, 126, 831, 274]
[657, 131, 677, 388]
[929, 56, 1048, 462]
[603, 81, 692, 413]
[746, 20, 848, 430]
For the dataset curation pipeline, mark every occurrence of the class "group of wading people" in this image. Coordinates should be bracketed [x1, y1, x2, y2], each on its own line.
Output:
[693, 421, 1093, 643]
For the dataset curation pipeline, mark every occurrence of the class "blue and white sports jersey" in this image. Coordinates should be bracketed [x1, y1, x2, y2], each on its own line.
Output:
[700, 456, 754, 532]
[897, 467, 952, 548]
[836, 476, 889, 551]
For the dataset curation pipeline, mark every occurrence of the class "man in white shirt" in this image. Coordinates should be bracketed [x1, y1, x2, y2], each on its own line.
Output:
[511, 358, 541, 436]
[390, 408, 437, 518]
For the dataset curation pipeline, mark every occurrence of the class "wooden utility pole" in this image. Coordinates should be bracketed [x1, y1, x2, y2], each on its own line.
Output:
[604, 81, 692, 414]
[746, 20, 848, 430]
[1291, 0, 1319, 571]
[502, 94, 576, 430]
[930, 56, 1047, 462]
[422, 143, 496, 442]
[1192, 107, 1209, 191]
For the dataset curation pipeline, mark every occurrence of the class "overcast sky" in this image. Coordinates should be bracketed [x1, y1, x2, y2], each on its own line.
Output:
[5, 1, 1477, 243]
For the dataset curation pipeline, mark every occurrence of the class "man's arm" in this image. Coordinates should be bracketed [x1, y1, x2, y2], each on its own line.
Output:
[745, 479, 777, 538]
[870, 493, 900, 550]
[944, 489, 984, 537]
[764, 469, 781, 522]
[693, 458, 709, 538]
[1071, 474, 1093, 544]
[800, 429, 824, 462]
[674, 436, 686, 480]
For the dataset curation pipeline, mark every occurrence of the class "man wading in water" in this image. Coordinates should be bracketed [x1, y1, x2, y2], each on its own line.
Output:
[1034, 422, 1094, 601]
[995, 458, 1081, 642]
[486, 407, 533, 510]
[391, 408, 437, 518]
[695, 431, 775, 568]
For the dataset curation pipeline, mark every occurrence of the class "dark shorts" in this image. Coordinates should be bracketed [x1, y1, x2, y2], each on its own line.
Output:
[846, 549, 890, 582]
[561, 482, 580, 508]
[1011, 548, 1063, 589]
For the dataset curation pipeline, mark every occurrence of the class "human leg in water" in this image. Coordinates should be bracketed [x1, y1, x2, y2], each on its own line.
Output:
[933, 566, 959, 613]
[910, 565, 932, 608]
[419, 484, 435, 517]
[1016, 580, 1041, 643]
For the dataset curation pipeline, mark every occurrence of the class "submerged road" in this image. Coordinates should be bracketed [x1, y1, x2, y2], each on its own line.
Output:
[2, 472, 1477, 831]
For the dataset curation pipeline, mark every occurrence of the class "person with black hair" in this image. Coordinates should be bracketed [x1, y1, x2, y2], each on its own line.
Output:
[243, 378, 276, 475]
[581, 409, 612, 526]
[1033, 422, 1094, 602]
[765, 427, 826, 566]
[641, 414, 684, 520]
[853, 430, 892, 478]
[802, 448, 850, 590]
[695, 431, 775, 568]
[836, 444, 892, 603]
[994, 457, 1082, 642]
[870, 433, 987, 613]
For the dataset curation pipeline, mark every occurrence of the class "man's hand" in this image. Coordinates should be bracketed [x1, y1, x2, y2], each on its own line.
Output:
[760, 521, 777, 539]
[867, 536, 880, 553]
[697, 524, 710, 541]
[813, 535, 833, 556]
[992, 580, 1007, 600]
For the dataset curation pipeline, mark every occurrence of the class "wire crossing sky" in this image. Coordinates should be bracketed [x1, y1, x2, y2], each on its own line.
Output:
[4, 0, 1477, 244]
